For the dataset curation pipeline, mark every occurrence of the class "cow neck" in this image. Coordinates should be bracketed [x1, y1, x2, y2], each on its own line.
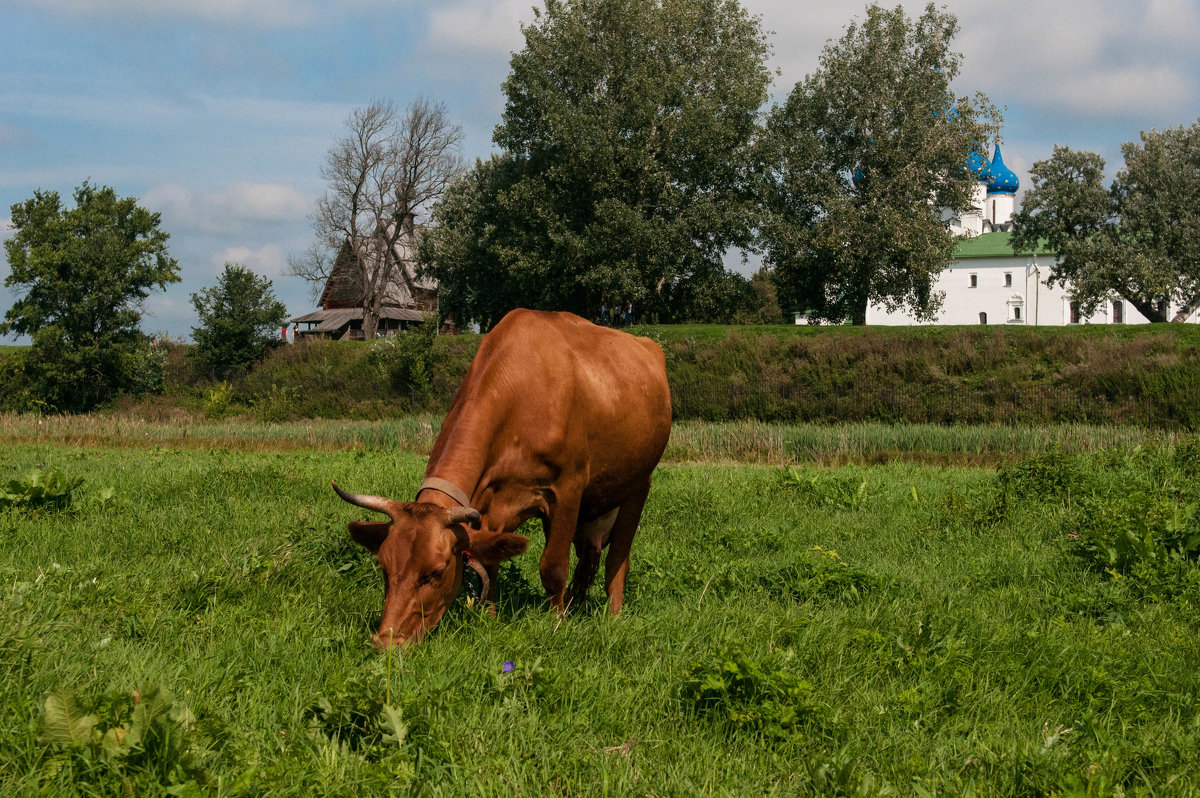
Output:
[420, 396, 497, 512]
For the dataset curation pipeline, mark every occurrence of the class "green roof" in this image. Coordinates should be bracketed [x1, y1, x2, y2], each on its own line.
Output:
[953, 231, 1053, 259]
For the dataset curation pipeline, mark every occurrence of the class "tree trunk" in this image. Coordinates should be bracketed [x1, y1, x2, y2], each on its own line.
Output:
[1171, 292, 1200, 323]
[850, 295, 869, 326]
[1127, 296, 1168, 323]
[362, 302, 379, 339]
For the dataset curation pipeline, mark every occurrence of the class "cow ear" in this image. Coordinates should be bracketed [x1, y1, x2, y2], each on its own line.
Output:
[349, 521, 389, 553]
[468, 530, 529, 563]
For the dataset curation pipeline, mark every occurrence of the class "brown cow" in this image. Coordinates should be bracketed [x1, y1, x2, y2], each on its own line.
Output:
[333, 309, 672, 647]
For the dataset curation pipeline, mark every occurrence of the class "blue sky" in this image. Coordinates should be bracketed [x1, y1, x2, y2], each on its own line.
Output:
[3, 0, 1198, 340]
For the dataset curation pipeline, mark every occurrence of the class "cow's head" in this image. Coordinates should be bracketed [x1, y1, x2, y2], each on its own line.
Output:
[332, 482, 528, 648]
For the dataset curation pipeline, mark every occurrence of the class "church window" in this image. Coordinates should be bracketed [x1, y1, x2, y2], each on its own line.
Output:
[979, 312, 987, 325]
[1112, 301, 1124, 324]
[969, 274, 977, 288]
[1013, 306, 1021, 321]
[1004, 272, 1012, 287]
[1069, 301, 1081, 324]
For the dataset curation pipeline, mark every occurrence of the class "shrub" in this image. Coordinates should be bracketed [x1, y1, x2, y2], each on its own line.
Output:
[1, 468, 83, 514]
[38, 685, 210, 793]
[367, 315, 439, 407]
[679, 649, 820, 741]
[203, 382, 235, 419]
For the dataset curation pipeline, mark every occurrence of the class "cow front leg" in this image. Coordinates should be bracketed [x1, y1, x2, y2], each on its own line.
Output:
[538, 490, 583, 614]
[603, 479, 651, 615]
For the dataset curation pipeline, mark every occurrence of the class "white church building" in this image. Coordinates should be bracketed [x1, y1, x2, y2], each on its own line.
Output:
[863, 144, 1198, 326]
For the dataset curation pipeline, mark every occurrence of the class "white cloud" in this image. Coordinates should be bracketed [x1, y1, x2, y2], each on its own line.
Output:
[1043, 65, 1195, 118]
[745, 1, 1200, 118]
[428, 0, 533, 56]
[2, 0, 404, 29]
[143, 182, 313, 234]
[952, 1, 1197, 118]
[0, 90, 347, 135]
[211, 244, 288, 277]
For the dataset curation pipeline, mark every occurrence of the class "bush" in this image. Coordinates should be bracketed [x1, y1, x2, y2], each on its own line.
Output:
[367, 315, 439, 406]
[124, 322, 1200, 426]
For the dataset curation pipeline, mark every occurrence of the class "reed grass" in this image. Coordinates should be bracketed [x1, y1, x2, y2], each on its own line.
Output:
[1, 412, 1184, 465]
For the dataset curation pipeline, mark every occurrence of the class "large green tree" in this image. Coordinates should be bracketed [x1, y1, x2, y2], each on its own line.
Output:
[1011, 120, 1200, 322]
[189, 263, 289, 378]
[1, 182, 179, 411]
[758, 3, 999, 325]
[421, 0, 772, 327]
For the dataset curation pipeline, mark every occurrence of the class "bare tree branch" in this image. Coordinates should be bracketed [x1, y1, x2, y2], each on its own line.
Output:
[289, 98, 464, 338]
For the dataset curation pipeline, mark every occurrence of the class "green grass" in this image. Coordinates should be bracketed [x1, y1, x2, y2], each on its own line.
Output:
[3, 442, 1200, 794]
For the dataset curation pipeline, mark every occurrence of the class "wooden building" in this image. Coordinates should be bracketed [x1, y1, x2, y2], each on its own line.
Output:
[289, 220, 437, 340]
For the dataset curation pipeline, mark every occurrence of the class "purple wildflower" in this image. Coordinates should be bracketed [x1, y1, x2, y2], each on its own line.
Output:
[502, 660, 515, 673]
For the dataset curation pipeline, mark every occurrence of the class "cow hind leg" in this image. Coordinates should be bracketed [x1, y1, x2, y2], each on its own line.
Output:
[603, 479, 651, 615]
[567, 508, 618, 612]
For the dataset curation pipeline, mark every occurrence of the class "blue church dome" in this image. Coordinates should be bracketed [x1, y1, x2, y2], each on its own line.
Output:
[986, 144, 1019, 194]
[965, 145, 990, 181]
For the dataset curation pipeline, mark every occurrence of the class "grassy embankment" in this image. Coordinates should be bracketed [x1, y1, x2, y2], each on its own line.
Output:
[3, 441, 1200, 794]
[8, 323, 1200, 426]
[140, 323, 1200, 429]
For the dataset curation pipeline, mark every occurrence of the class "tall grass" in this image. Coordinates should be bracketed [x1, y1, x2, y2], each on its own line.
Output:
[2, 412, 1186, 465]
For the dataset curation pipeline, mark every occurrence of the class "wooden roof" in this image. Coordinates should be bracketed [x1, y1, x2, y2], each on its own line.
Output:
[288, 306, 426, 332]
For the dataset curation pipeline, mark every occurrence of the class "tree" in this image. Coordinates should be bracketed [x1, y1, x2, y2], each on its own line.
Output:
[418, 154, 529, 332]
[1, 182, 179, 411]
[734, 268, 787, 324]
[289, 98, 464, 338]
[420, 0, 772, 327]
[1012, 121, 1200, 322]
[758, 3, 999, 325]
[189, 263, 289, 378]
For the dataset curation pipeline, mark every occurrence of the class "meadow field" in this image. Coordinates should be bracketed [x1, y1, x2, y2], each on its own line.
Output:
[3, 424, 1200, 795]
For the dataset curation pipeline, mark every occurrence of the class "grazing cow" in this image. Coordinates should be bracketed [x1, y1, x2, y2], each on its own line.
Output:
[334, 309, 672, 647]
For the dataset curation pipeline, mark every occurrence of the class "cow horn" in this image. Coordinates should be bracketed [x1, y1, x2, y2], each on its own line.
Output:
[331, 481, 395, 517]
[447, 507, 482, 528]
[465, 556, 491, 604]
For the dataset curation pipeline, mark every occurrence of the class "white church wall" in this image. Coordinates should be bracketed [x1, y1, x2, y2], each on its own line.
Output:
[866, 255, 1176, 326]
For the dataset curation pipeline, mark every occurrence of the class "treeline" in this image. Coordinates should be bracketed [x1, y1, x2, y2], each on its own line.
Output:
[144, 324, 1200, 430]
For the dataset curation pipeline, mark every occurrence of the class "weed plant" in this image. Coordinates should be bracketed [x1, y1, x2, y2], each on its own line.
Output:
[2, 443, 1200, 794]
